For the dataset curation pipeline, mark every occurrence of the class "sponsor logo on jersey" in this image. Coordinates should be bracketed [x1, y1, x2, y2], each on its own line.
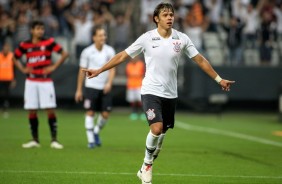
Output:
[172, 36, 180, 40]
[173, 42, 181, 53]
[28, 55, 46, 63]
[146, 109, 155, 120]
[152, 37, 160, 41]
[152, 45, 159, 48]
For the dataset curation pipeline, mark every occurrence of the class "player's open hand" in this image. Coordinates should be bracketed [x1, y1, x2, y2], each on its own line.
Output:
[82, 69, 100, 79]
[219, 79, 235, 91]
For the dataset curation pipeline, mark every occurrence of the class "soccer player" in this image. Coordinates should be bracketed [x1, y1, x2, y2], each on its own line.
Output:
[125, 57, 145, 120]
[75, 26, 115, 149]
[82, 3, 235, 184]
[13, 20, 69, 149]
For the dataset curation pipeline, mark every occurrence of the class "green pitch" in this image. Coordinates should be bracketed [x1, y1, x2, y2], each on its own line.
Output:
[0, 109, 282, 184]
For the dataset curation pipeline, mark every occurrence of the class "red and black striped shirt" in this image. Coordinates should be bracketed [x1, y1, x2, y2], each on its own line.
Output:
[14, 37, 63, 81]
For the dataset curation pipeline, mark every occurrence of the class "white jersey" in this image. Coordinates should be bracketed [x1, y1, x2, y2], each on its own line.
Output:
[125, 28, 199, 98]
[80, 44, 115, 90]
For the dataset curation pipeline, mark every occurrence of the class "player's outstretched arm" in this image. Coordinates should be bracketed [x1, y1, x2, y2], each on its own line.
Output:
[192, 54, 235, 91]
[82, 51, 129, 79]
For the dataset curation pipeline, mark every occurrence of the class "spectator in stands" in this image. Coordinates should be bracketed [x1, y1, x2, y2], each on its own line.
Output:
[204, 0, 223, 32]
[13, 12, 30, 48]
[108, 3, 133, 53]
[222, 16, 245, 66]
[241, 0, 266, 50]
[40, 4, 59, 37]
[0, 11, 14, 50]
[183, 0, 207, 51]
[257, 0, 276, 65]
[65, 10, 94, 60]
[273, 3, 282, 62]
[50, 0, 74, 36]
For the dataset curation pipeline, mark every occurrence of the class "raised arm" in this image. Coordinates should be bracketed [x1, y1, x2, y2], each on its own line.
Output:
[192, 54, 235, 91]
[82, 51, 130, 79]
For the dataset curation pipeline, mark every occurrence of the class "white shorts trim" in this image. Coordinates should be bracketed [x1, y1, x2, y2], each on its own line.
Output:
[24, 80, 57, 109]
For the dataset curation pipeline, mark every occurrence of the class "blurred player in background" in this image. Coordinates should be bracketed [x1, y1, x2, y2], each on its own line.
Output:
[0, 42, 16, 118]
[125, 56, 145, 120]
[82, 3, 235, 184]
[75, 26, 115, 149]
[13, 20, 69, 149]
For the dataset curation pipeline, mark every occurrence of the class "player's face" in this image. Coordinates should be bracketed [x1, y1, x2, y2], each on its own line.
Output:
[31, 25, 45, 39]
[93, 29, 106, 46]
[156, 9, 174, 29]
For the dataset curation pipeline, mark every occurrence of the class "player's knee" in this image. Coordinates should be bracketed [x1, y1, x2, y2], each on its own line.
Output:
[101, 112, 109, 119]
[86, 110, 95, 117]
[150, 124, 163, 135]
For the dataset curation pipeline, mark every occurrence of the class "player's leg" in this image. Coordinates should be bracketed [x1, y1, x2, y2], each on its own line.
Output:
[127, 89, 138, 120]
[85, 110, 95, 148]
[22, 80, 40, 148]
[39, 81, 63, 149]
[45, 108, 63, 149]
[93, 111, 108, 146]
[83, 87, 98, 148]
[137, 94, 163, 183]
[93, 91, 112, 146]
[153, 97, 177, 160]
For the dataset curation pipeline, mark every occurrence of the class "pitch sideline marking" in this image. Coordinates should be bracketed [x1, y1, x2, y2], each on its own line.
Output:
[176, 121, 282, 148]
[0, 170, 281, 179]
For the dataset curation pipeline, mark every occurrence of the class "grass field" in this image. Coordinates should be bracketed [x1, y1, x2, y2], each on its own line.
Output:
[0, 109, 282, 184]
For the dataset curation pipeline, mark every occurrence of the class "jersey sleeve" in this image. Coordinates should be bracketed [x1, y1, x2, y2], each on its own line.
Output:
[50, 38, 63, 53]
[125, 34, 145, 58]
[182, 34, 199, 59]
[14, 42, 26, 59]
[79, 49, 88, 68]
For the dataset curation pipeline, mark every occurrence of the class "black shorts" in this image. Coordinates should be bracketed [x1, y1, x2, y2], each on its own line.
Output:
[84, 87, 112, 112]
[0, 81, 10, 97]
[141, 94, 177, 131]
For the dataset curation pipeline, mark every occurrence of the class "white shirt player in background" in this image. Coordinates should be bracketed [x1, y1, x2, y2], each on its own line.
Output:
[75, 26, 115, 149]
[83, 3, 235, 184]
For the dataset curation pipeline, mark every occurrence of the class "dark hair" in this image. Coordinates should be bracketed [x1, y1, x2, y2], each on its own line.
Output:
[92, 25, 104, 36]
[30, 20, 44, 29]
[153, 2, 174, 26]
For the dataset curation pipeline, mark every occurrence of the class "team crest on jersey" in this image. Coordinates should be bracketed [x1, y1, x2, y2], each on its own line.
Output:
[40, 46, 46, 51]
[146, 109, 155, 120]
[173, 42, 181, 53]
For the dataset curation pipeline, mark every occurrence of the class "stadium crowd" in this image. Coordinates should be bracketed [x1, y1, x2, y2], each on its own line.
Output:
[0, 0, 282, 70]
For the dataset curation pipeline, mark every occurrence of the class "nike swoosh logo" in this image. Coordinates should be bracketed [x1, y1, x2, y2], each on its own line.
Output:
[152, 46, 159, 48]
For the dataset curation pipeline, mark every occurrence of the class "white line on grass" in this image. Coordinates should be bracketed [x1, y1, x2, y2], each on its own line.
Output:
[175, 121, 282, 148]
[0, 170, 282, 179]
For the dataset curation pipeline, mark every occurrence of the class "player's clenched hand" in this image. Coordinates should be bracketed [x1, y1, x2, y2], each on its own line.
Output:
[219, 79, 235, 91]
[82, 69, 100, 79]
[103, 83, 112, 94]
[75, 90, 83, 103]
